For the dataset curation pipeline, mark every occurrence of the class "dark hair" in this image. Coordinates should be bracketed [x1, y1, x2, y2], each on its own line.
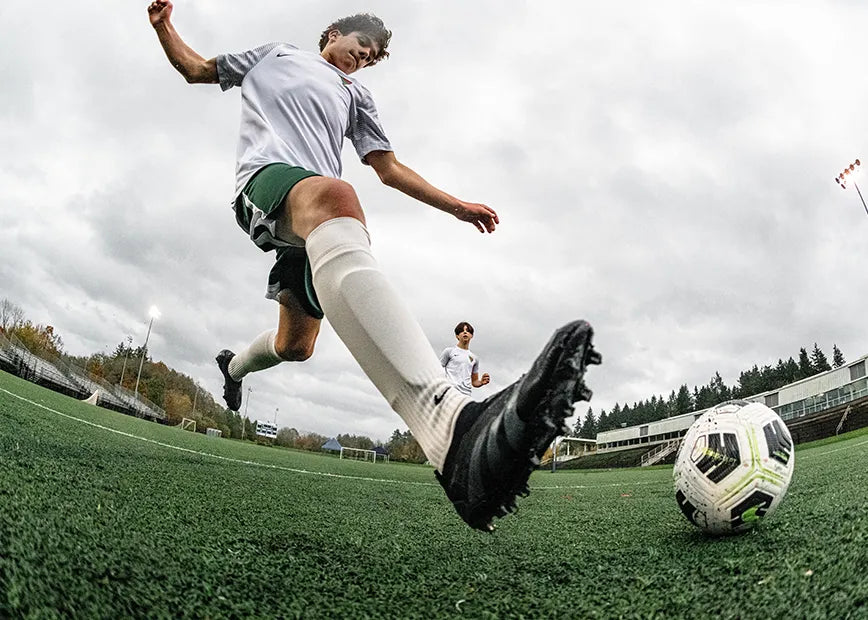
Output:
[454, 322, 474, 336]
[318, 13, 392, 66]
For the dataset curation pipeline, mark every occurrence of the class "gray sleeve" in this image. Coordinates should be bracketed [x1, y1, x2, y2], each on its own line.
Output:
[439, 348, 451, 368]
[347, 86, 393, 164]
[216, 42, 282, 91]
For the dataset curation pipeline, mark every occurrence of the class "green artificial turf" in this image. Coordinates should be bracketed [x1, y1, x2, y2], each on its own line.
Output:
[1, 370, 865, 618]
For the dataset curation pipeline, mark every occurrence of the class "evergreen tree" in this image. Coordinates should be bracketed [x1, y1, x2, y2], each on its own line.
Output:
[797, 347, 813, 379]
[597, 409, 609, 433]
[709, 372, 730, 404]
[571, 414, 583, 437]
[608, 403, 622, 429]
[832, 344, 845, 368]
[579, 409, 597, 439]
[783, 357, 799, 384]
[810, 343, 832, 372]
[621, 403, 634, 427]
[674, 385, 693, 416]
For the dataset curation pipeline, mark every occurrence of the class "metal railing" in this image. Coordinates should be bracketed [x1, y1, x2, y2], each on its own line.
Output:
[776, 386, 868, 421]
[0, 331, 165, 420]
[641, 438, 682, 467]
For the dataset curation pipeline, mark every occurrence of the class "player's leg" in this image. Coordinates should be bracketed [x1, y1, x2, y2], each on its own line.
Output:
[216, 296, 320, 411]
[286, 177, 602, 531]
[284, 176, 470, 470]
[217, 165, 324, 411]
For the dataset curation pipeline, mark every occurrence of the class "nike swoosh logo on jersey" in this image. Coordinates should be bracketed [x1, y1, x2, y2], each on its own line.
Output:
[434, 387, 450, 405]
[276, 53, 291, 57]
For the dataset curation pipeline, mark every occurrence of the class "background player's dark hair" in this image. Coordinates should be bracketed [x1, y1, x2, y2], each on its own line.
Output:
[318, 14, 392, 66]
[454, 322, 474, 336]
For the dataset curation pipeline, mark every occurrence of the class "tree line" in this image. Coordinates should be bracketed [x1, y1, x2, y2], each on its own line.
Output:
[572, 342, 847, 439]
[6, 297, 847, 457]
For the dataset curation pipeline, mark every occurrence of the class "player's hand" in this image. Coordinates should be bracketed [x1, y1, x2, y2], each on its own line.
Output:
[147, 0, 173, 27]
[481, 373, 490, 386]
[454, 200, 499, 233]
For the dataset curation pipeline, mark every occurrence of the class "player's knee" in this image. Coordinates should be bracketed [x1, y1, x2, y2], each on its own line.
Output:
[274, 338, 315, 362]
[312, 179, 362, 219]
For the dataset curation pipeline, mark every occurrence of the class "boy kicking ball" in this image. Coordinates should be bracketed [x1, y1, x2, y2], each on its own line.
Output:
[148, 1, 600, 530]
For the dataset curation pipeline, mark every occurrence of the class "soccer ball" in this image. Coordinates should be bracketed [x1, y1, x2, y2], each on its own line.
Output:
[673, 400, 794, 535]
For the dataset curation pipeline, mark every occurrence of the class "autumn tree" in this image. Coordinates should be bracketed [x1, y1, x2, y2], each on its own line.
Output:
[12, 322, 64, 358]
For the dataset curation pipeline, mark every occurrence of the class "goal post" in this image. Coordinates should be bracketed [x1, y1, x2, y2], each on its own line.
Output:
[340, 446, 376, 463]
[180, 418, 196, 432]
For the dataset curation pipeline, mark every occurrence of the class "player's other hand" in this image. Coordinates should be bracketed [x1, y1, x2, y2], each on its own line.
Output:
[148, 0, 173, 27]
[455, 200, 499, 233]
[481, 373, 490, 385]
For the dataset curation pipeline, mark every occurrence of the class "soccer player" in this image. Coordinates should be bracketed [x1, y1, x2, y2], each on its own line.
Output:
[147, 1, 601, 531]
[440, 322, 490, 396]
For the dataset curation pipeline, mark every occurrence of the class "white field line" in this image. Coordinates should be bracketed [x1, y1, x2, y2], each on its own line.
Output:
[2, 388, 670, 491]
[1, 388, 435, 488]
[798, 438, 868, 458]
[4, 387, 863, 490]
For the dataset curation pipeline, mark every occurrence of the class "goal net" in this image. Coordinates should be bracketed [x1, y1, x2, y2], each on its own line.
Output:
[340, 447, 376, 463]
[180, 418, 196, 432]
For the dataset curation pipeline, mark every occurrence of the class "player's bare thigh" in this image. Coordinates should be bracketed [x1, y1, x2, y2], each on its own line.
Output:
[279, 176, 366, 242]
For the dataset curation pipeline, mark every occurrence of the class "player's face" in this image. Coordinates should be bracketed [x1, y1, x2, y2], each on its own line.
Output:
[322, 30, 380, 75]
[457, 327, 474, 344]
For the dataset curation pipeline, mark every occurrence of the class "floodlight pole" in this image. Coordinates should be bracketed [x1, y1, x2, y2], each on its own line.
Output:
[242, 387, 252, 440]
[119, 347, 130, 388]
[551, 437, 558, 473]
[854, 182, 868, 216]
[133, 315, 155, 399]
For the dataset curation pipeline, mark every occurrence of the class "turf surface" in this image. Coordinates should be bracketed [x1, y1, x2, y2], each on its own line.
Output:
[1, 370, 865, 618]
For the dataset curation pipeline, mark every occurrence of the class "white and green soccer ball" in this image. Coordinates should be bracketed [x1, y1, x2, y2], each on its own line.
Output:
[673, 400, 794, 535]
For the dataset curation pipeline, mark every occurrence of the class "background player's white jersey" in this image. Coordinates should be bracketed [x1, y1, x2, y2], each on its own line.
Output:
[439, 346, 480, 396]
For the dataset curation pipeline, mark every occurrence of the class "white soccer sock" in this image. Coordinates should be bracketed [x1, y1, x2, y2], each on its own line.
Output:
[227, 329, 282, 381]
[306, 217, 468, 471]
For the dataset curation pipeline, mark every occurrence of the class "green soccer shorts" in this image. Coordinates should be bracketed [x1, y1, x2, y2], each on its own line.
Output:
[233, 163, 324, 319]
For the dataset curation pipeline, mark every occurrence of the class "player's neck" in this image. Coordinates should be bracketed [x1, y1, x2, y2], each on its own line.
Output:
[457, 342, 470, 350]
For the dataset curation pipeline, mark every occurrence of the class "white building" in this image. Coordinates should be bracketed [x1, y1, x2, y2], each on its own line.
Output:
[597, 355, 868, 453]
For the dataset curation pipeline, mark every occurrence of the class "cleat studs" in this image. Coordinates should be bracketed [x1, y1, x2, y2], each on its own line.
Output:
[586, 349, 602, 366]
[578, 387, 593, 401]
[529, 455, 541, 466]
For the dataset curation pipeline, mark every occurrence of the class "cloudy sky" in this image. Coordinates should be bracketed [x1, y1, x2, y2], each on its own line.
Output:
[2, 1, 866, 442]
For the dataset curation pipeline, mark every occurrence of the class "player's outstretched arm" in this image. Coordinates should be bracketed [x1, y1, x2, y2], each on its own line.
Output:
[367, 150, 499, 234]
[148, 0, 217, 84]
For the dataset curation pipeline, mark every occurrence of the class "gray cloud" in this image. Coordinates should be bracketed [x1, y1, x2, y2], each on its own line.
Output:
[2, 0, 866, 439]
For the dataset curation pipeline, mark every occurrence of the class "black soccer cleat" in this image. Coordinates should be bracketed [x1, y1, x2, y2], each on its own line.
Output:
[435, 320, 601, 532]
[215, 349, 243, 411]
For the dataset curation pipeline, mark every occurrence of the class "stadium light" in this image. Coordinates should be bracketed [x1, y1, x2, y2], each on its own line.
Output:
[834, 158, 867, 216]
[133, 306, 161, 399]
[242, 387, 253, 440]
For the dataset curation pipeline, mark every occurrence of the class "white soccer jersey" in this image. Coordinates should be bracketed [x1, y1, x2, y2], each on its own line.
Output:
[440, 346, 480, 396]
[217, 43, 393, 198]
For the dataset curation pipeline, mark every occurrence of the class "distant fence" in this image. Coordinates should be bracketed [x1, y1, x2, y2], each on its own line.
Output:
[0, 332, 166, 422]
